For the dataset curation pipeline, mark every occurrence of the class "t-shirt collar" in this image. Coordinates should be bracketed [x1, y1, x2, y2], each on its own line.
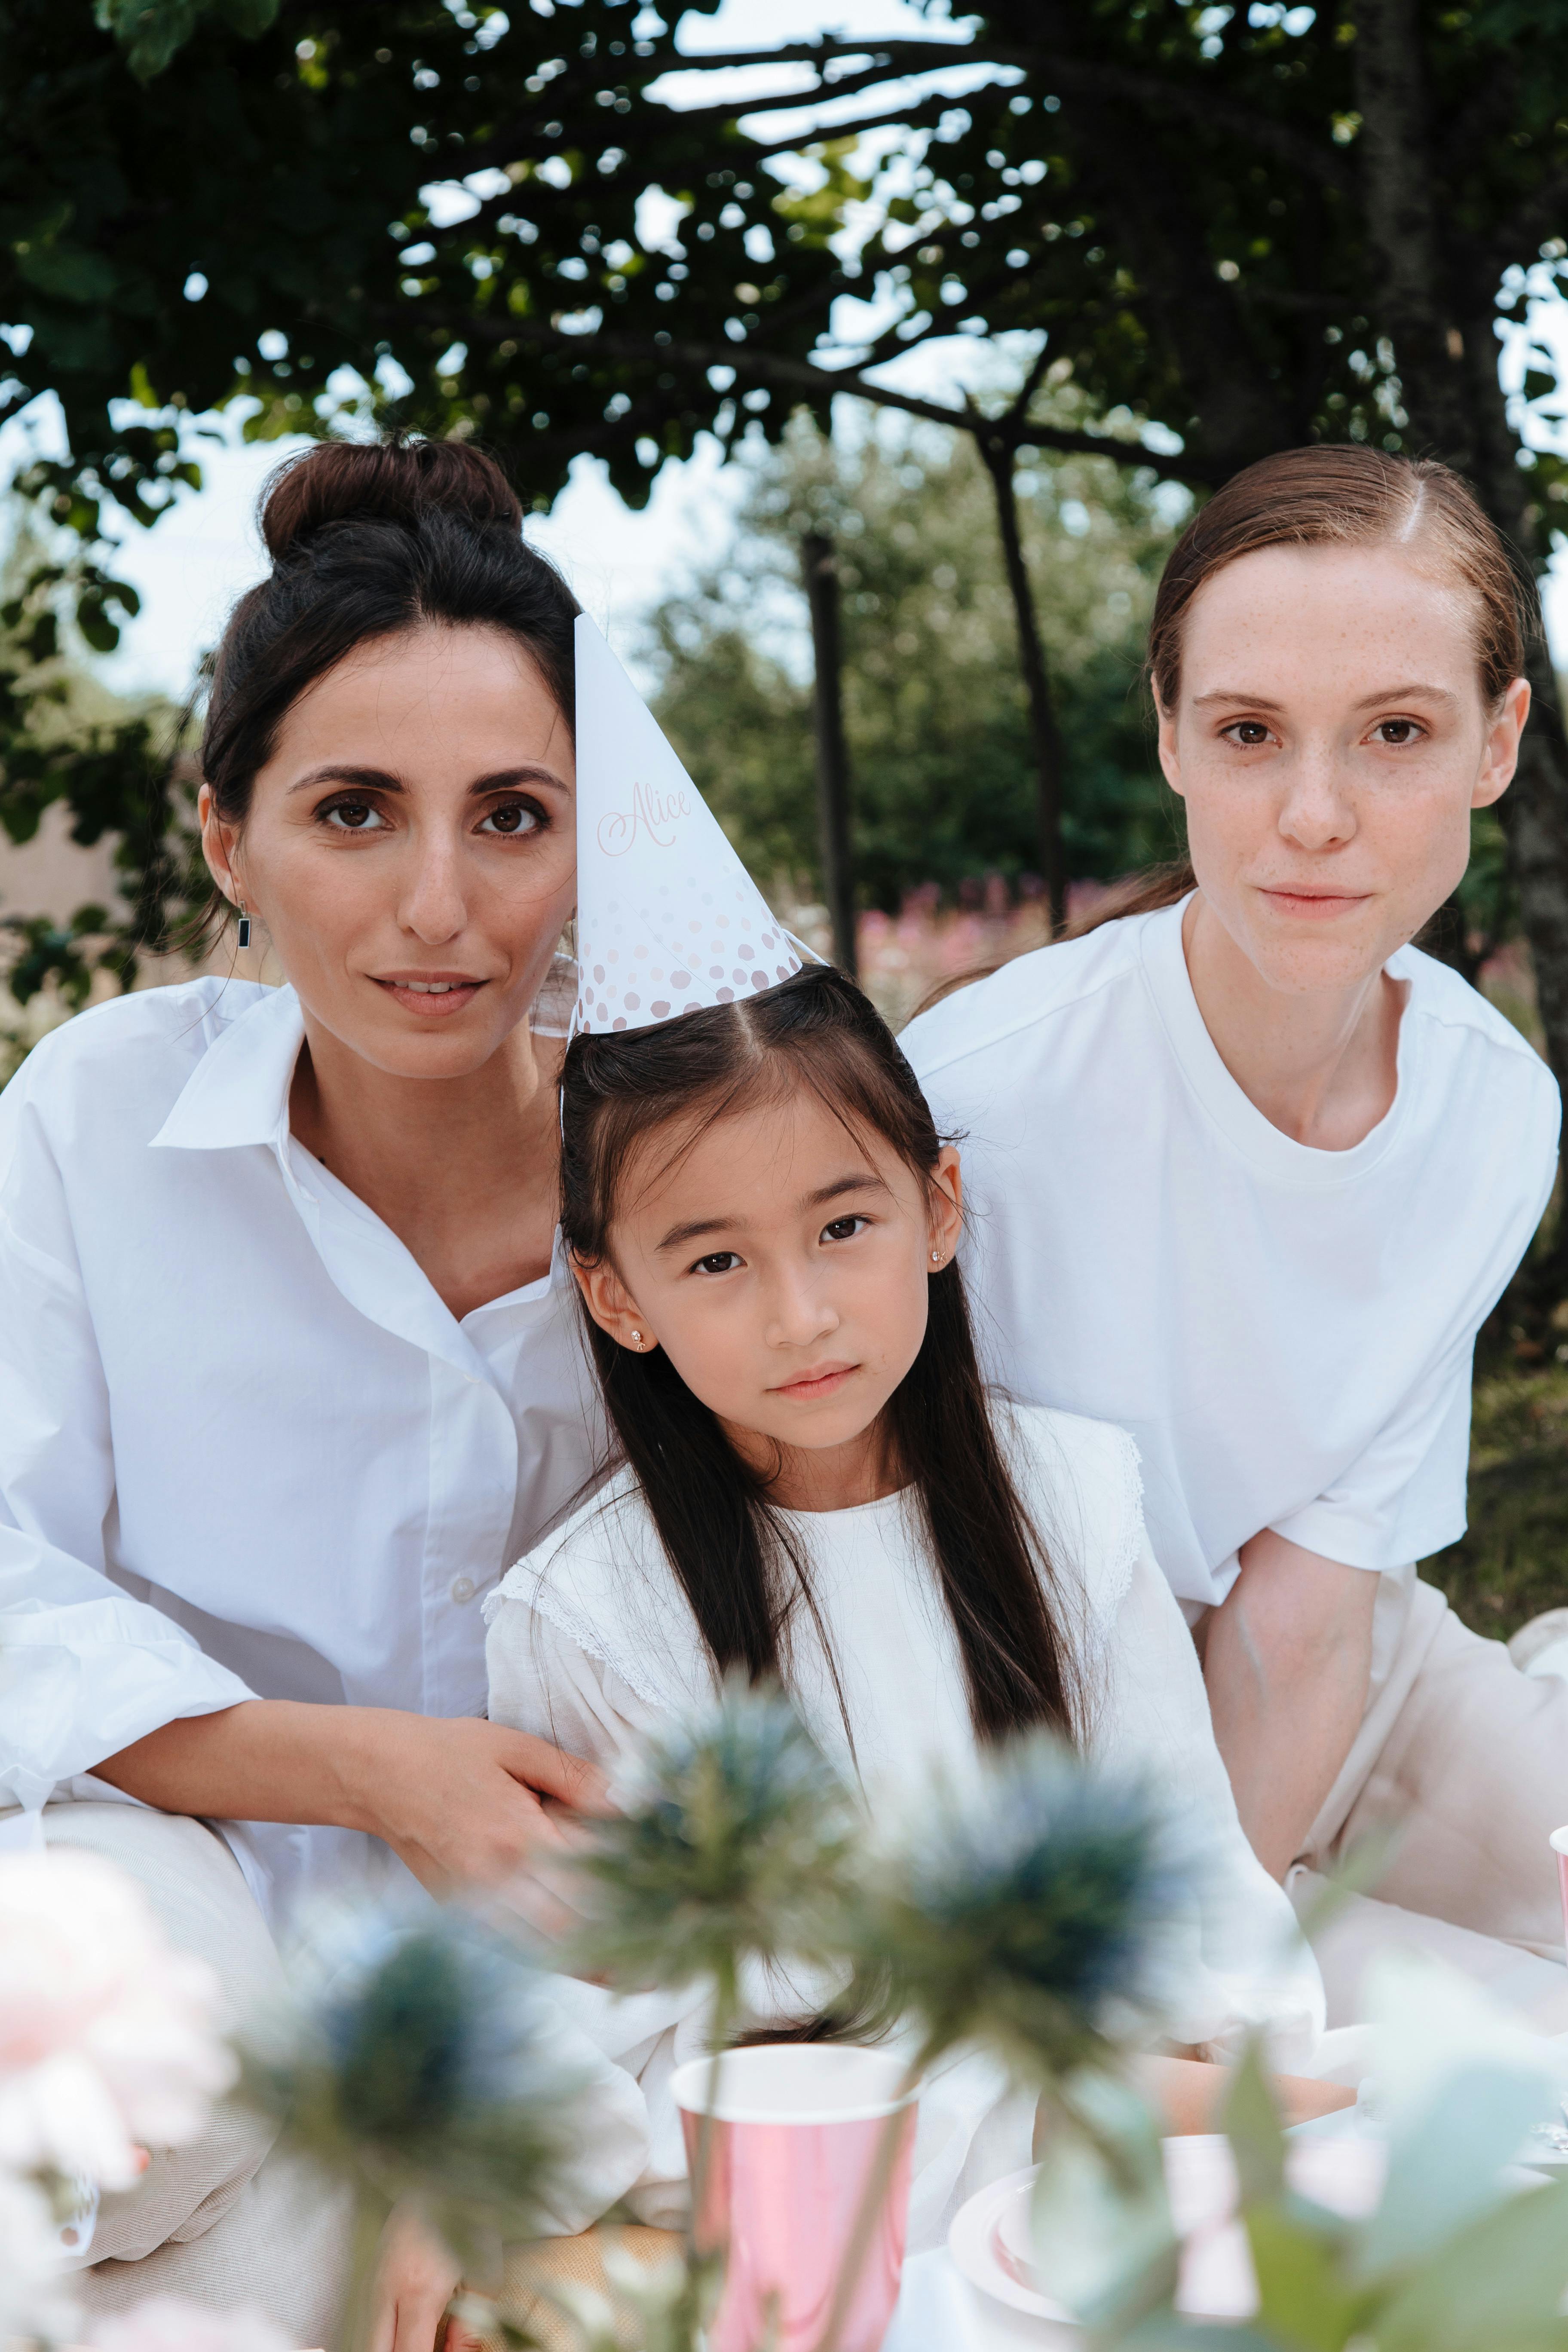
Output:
[149, 983, 305, 1155]
[1139, 892, 1416, 1184]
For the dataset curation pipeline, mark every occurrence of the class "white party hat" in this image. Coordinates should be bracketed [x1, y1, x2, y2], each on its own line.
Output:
[573, 613, 803, 1033]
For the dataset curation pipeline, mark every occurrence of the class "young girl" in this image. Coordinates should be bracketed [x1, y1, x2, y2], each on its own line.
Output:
[481, 620, 1336, 2253]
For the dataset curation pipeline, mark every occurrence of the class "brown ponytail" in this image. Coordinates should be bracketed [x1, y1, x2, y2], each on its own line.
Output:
[1060, 445, 1537, 948]
[1146, 443, 1539, 716]
[946, 445, 1540, 971]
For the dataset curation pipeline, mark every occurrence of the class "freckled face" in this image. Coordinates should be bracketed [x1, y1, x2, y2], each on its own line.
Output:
[574, 1087, 963, 1468]
[199, 622, 576, 1079]
[1158, 542, 1529, 995]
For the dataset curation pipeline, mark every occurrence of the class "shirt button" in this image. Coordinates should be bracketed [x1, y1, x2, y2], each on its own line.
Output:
[450, 1576, 476, 1604]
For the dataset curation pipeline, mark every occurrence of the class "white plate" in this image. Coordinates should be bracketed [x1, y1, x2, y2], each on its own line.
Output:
[948, 2135, 1389, 2328]
[948, 2165, 1076, 2325]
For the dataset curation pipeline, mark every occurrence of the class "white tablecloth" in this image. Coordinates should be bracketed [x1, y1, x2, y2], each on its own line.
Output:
[883, 2248, 1075, 2351]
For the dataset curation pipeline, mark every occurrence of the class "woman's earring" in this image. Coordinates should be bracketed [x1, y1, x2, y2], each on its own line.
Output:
[630, 1329, 644, 1348]
[931, 1248, 943, 1265]
[236, 900, 252, 950]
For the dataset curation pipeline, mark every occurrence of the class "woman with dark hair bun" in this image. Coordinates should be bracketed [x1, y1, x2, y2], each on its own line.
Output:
[0, 439, 647, 2334]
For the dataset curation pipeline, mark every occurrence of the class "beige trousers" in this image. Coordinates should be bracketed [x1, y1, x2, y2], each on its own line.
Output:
[1294, 1580, 1568, 2032]
[38, 1801, 351, 2341]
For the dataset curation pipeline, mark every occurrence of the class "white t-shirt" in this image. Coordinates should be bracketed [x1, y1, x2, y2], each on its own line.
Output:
[900, 897, 1560, 1620]
[484, 1401, 1323, 2248]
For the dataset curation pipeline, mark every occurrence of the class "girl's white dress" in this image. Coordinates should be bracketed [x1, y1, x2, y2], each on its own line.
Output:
[485, 1401, 1324, 2248]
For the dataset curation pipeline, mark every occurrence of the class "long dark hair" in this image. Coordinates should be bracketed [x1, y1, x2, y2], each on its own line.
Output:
[560, 962, 1080, 1747]
[192, 436, 579, 948]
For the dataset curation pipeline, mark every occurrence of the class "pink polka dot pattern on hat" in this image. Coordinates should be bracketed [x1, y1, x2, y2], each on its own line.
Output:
[575, 869, 803, 1034]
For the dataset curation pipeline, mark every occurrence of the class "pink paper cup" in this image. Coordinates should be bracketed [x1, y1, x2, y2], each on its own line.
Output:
[1549, 1826, 1568, 1957]
[673, 2043, 919, 2352]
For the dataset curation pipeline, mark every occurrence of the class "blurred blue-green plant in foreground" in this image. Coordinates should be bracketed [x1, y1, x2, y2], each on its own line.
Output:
[239, 1902, 583, 2349]
[237, 1683, 1568, 2352]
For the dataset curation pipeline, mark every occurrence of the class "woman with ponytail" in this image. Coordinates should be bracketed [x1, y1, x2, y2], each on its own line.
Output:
[0, 441, 647, 2334]
[902, 445, 1567, 2020]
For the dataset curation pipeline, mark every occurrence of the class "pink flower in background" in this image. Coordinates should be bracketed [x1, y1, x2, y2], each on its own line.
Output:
[0, 1850, 234, 2190]
[92, 2297, 294, 2352]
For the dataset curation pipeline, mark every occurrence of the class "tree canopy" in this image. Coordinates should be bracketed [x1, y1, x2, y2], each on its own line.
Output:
[4, 0, 1568, 1188]
[0, 0, 845, 541]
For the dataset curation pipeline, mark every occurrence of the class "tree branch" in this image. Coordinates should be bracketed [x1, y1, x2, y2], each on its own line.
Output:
[456, 56, 950, 171]
[739, 93, 957, 163]
[1008, 336, 1053, 421]
[627, 36, 1354, 196]
[439, 307, 1207, 480]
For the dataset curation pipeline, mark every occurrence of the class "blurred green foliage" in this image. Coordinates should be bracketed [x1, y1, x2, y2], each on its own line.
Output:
[0, 517, 193, 1010]
[649, 413, 1188, 910]
[1425, 1355, 1568, 1641]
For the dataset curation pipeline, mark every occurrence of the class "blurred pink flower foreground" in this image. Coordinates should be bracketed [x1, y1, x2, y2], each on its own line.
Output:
[0, 1849, 234, 2192]
[92, 2295, 294, 2352]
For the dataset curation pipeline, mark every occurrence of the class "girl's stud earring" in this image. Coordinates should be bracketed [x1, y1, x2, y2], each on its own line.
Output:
[236, 902, 252, 951]
[931, 1249, 943, 1265]
[630, 1329, 644, 1348]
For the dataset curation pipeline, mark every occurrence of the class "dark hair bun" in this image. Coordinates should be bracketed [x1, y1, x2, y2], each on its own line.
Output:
[259, 437, 524, 560]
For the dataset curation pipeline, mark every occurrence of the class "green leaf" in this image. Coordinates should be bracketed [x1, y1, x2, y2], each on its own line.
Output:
[1243, 2202, 1370, 2352]
[1117, 2322, 1278, 2352]
[1221, 2040, 1285, 2206]
[1373, 2175, 1568, 2352]
[212, 0, 280, 33]
[2, 914, 96, 1009]
[95, 0, 272, 79]
[76, 607, 121, 655]
[1357, 2063, 1558, 2278]
[15, 243, 121, 306]
[97, 0, 202, 80]
[22, 613, 58, 664]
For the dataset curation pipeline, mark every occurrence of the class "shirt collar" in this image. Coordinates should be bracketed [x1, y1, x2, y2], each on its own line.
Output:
[150, 983, 305, 1154]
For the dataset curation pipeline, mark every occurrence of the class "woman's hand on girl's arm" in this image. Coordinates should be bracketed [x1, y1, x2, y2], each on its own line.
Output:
[94, 1700, 609, 1922]
[369, 2205, 484, 2352]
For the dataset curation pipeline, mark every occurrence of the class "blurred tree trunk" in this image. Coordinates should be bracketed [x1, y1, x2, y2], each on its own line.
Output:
[1355, 0, 1568, 1277]
[979, 432, 1067, 932]
[801, 531, 858, 976]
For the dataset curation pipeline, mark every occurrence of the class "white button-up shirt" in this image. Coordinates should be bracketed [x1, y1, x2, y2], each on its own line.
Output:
[0, 977, 604, 1926]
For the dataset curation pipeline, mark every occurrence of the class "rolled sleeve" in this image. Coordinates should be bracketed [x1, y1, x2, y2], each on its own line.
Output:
[1269, 1338, 1474, 1574]
[0, 1547, 256, 1808]
[0, 1124, 254, 1808]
